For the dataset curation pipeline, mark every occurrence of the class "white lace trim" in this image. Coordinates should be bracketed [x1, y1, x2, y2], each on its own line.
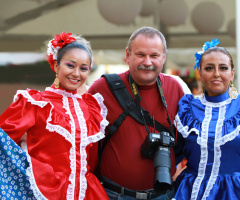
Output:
[75, 93, 109, 200]
[177, 96, 239, 200]
[16, 88, 108, 200]
[45, 87, 82, 98]
[21, 142, 48, 200]
[93, 93, 108, 119]
[59, 95, 76, 200]
[45, 98, 73, 143]
[71, 98, 87, 200]
[70, 93, 109, 147]
[16, 89, 77, 199]
[14, 90, 48, 108]
[217, 125, 240, 146]
[201, 105, 225, 199]
[190, 105, 211, 200]
[80, 93, 109, 146]
[12, 90, 48, 199]
[93, 93, 109, 138]
[37, 90, 76, 199]
[175, 114, 200, 138]
[198, 96, 239, 147]
[199, 95, 232, 107]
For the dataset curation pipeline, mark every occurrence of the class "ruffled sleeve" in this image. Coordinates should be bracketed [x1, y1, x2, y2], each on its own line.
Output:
[177, 94, 240, 145]
[81, 93, 108, 172]
[82, 92, 108, 142]
[175, 94, 202, 138]
[0, 89, 47, 143]
[174, 94, 203, 163]
[216, 97, 240, 145]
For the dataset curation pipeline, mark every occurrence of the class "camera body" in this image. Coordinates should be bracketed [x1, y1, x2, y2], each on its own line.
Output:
[141, 132, 175, 193]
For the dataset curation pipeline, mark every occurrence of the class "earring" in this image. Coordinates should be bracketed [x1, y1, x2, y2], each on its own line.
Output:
[229, 81, 238, 99]
[54, 74, 59, 88]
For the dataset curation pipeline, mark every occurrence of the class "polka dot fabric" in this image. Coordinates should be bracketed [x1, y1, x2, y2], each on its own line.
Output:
[0, 128, 36, 199]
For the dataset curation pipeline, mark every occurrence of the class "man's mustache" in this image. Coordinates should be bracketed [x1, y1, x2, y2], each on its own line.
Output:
[137, 65, 157, 71]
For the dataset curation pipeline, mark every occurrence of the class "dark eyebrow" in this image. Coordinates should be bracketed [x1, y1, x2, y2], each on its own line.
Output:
[204, 63, 215, 66]
[151, 52, 160, 55]
[219, 63, 229, 66]
[81, 63, 89, 66]
[66, 60, 76, 63]
[66, 60, 90, 67]
[135, 50, 144, 54]
[204, 63, 229, 67]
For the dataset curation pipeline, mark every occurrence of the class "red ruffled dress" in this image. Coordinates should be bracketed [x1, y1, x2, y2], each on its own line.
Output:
[0, 85, 109, 200]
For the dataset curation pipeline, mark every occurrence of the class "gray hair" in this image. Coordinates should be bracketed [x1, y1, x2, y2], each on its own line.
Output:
[126, 26, 167, 54]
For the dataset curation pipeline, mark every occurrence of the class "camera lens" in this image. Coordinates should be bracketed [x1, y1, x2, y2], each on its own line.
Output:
[153, 146, 172, 192]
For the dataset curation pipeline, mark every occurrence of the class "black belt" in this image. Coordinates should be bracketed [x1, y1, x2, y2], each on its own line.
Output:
[102, 179, 161, 200]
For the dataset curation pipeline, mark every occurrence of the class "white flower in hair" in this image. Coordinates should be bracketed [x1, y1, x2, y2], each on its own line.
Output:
[46, 32, 76, 72]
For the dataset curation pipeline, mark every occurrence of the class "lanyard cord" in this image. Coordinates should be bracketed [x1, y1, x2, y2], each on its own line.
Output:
[156, 76, 175, 139]
[129, 74, 175, 139]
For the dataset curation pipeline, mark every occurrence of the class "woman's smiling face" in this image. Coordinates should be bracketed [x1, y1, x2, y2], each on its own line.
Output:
[200, 51, 235, 96]
[54, 48, 91, 91]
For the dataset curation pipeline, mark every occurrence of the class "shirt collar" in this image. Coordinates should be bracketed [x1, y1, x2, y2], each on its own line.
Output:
[205, 87, 230, 103]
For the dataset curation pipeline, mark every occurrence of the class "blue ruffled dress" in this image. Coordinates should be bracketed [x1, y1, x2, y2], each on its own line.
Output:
[174, 89, 240, 200]
[0, 128, 36, 199]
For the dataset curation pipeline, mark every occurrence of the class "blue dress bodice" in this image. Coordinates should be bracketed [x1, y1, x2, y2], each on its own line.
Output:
[174, 90, 240, 200]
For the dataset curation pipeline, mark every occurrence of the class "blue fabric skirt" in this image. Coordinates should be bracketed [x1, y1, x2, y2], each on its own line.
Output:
[0, 128, 36, 199]
[174, 169, 240, 200]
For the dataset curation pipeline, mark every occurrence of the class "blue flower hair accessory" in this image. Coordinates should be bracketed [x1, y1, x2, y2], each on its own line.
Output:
[194, 38, 220, 70]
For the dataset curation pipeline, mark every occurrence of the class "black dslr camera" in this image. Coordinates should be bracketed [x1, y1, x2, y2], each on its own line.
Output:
[141, 132, 176, 193]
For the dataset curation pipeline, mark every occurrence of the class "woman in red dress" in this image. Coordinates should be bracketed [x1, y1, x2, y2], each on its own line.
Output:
[0, 32, 109, 200]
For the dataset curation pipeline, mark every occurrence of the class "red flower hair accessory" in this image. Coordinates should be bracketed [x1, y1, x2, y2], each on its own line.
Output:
[47, 32, 76, 72]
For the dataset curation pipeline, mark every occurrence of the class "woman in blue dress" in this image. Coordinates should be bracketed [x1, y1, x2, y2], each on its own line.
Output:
[174, 39, 240, 200]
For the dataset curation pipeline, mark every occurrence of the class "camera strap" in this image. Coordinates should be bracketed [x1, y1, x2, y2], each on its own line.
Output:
[102, 73, 170, 134]
[129, 74, 175, 139]
[97, 73, 173, 170]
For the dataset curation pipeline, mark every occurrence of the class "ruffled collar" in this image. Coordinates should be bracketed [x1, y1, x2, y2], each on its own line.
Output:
[50, 84, 77, 95]
[204, 88, 230, 103]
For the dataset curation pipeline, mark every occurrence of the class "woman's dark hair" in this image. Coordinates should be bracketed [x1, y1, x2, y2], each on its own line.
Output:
[57, 42, 92, 65]
[200, 46, 234, 70]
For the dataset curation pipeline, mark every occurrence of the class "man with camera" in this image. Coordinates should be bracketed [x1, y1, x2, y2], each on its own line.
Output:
[88, 26, 186, 200]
